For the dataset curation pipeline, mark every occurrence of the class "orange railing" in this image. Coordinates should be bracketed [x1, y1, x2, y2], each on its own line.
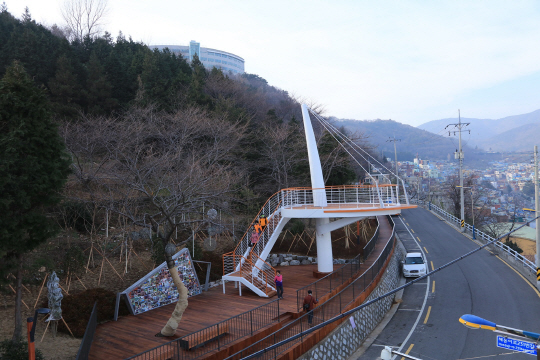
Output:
[222, 184, 408, 293]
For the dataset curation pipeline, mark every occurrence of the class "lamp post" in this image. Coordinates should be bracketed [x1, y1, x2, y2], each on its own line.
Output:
[27, 308, 50, 360]
[459, 314, 540, 359]
[457, 186, 475, 239]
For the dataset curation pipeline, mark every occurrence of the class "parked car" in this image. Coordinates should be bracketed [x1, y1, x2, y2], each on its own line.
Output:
[402, 252, 427, 278]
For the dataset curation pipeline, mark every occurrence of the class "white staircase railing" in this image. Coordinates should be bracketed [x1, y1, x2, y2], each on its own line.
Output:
[223, 185, 408, 297]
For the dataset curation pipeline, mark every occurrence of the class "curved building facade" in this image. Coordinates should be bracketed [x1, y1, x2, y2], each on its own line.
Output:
[153, 40, 245, 74]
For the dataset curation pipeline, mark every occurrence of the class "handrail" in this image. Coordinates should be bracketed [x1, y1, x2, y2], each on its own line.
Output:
[225, 215, 397, 360]
[76, 302, 98, 360]
[125, 298, 282, 360]
[295, 218, 381, 311]
[414, 199, 535, 274]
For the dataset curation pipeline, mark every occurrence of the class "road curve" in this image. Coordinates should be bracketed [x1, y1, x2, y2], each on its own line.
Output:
[356, 206, 540, 360]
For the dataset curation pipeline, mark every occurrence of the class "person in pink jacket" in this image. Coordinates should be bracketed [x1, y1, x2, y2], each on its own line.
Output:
[275, 270, 283, 299]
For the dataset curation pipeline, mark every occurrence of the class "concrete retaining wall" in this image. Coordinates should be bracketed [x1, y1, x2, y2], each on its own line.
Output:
[298, 242, 405, 360]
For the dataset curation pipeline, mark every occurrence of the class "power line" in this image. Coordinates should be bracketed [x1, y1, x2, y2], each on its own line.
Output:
[237, 214, 540, 360]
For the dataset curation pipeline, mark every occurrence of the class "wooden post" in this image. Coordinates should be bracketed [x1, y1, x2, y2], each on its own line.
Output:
[86, 245, 93, 273]
[61, 318, 75, 338]
[34, 273, 48, 309]
[40, 321, 50, 342]
[98, 258, 105, 285]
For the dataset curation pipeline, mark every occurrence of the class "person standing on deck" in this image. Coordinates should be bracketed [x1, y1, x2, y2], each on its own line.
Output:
[275, 270, 283, 299]
[303, 290, 318, 327]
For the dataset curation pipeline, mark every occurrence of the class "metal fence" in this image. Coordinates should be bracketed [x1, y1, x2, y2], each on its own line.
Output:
[225, 216, 396, 360]
[295, 220, 381, 311]
[415, 200, 536, 274]
[126, 298, 282, 360]
[76, 302, 98, 360]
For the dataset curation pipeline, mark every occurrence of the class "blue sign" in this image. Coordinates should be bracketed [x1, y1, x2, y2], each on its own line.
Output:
[497, 336, 537, 355]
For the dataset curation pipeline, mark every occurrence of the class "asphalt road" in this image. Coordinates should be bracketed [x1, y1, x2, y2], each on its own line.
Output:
[356, 207, 540, 360]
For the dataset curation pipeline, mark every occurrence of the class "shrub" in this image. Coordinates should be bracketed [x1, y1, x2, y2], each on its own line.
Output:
[0, 340, 44, 360]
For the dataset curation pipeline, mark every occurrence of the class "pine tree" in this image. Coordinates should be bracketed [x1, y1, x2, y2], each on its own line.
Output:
[187, 53, 211, 107]
[0, 61, 71, 342]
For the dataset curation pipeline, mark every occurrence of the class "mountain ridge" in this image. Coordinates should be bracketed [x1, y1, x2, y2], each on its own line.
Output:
[417, 109, 540, 152]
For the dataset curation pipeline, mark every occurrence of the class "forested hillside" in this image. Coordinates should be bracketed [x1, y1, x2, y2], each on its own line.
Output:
[0, 8, 370, 200]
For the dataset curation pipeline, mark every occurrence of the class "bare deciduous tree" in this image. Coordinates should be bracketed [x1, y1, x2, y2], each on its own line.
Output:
[61, 0, 108, 41]
[63, 106, 246, 335]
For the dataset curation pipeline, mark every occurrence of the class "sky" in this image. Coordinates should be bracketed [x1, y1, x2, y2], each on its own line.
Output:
[8, 0, 540, 126]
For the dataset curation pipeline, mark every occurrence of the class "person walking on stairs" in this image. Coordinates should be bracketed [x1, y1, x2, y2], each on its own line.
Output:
[303, 290, 318, 327]
[259, 215, 268, 232]
[275, 270, 283, 299]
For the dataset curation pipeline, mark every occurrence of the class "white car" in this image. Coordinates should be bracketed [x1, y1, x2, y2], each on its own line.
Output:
[402, 252, 427, 278]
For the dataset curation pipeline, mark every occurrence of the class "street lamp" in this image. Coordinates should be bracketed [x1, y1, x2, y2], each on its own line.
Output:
[457, 186, 475, 239]
[459, 314, 540, 359]
[27, 308, 50, 360]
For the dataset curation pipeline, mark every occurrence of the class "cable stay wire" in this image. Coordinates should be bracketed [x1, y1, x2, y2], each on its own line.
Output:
[238, 213, 540, 360]
[308, 109, 399, 183]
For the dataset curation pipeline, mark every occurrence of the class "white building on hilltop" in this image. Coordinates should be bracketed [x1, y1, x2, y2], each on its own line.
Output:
[152, 40, 245, 74]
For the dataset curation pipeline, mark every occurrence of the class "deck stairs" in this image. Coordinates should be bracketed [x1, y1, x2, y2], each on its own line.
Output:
[222, 184, 414, 297]
[222, 192, 290, 297]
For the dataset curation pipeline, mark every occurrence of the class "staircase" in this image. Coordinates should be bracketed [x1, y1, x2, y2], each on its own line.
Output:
[222, 191, 290, 297]
[222, 184, 411, 298]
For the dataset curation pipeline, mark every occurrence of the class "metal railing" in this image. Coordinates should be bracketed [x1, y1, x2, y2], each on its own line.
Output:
[126, 298, 282, 360]
[223, 185, 407, 294]
[226, 216, 396, 360]
[362, 219, 381, 260]
[76, 302, 98, 360]
[223, 253, 276, 295]
[414, 200, 536, 274]
[294, 219, 381, 311]
[280, 184, 408, 210]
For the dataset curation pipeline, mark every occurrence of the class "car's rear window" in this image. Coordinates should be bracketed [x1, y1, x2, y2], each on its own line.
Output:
[405, 257, 424, 264]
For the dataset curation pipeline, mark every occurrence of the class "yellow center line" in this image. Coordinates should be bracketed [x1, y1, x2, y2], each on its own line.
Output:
[406, 223, 410, 226]
[431, 261, 434, 271]
[432, 280, 435, 293]
[401, 344, 414, 360]
[417, 236, 421, 242]
[423, 306, 432, 324]
[411, 229, 415, 233]
[496, 255, 540, 299]
[424, 247, 429, 254]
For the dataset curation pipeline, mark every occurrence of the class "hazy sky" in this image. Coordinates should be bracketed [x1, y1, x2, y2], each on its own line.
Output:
[8, 0, 540, 126]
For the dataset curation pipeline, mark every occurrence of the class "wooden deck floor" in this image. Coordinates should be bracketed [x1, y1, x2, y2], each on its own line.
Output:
[89, 215, 394, 360]
[89, 264, 341, 359]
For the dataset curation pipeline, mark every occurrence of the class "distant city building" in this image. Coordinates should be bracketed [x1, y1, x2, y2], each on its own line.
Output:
[152, 40, 245, 74]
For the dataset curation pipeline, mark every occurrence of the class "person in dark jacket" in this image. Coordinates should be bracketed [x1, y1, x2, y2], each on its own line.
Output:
[303, 290, 318, 326]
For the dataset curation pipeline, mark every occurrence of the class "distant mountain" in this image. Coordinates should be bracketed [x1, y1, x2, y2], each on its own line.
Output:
[335, 118, 477, 161]
[417, 109, 540, 152]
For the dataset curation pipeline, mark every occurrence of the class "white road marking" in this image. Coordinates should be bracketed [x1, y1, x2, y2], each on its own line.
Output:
[392, 216, 430, 360]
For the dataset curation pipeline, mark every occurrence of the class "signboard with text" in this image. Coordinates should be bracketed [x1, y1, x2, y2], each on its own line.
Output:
[497, 336, 537, 356]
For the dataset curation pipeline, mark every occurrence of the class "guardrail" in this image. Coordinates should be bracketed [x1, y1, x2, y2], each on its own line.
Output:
[294, 219, 381, 311]
[226, 216, 396, 360]
[414, 200, 536, 275]
[125, 298, 282, 360]
[76, 302, 98, 360]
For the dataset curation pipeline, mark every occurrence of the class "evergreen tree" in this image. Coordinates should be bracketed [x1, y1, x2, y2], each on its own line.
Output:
[0, 61, 71, 342]
[48, 54, 83, 117]
[187, 53, 211, 107]
[86, 51, 115, 114]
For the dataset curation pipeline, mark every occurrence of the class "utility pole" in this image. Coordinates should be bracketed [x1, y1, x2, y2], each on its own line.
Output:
[387, 136, 402, 203]
[446, 110, 470, 232]
[535, 145, 539, 288]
